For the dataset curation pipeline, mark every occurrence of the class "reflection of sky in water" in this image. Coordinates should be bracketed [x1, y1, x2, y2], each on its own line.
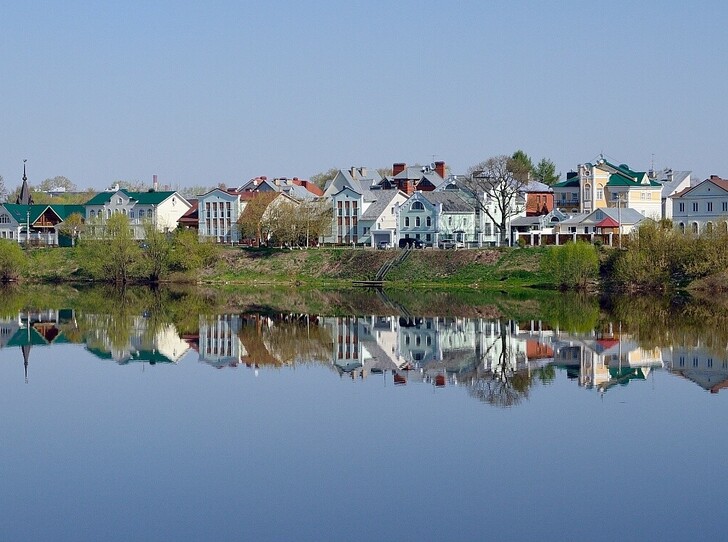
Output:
[1, 312, 728, 541]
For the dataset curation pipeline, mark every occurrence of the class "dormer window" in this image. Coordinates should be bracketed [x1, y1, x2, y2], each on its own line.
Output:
[411, 201, 424, 211]
[117, 197, 122, 204]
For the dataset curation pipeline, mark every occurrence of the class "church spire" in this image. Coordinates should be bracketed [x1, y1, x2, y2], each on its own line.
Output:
[16, 159, 34, 205]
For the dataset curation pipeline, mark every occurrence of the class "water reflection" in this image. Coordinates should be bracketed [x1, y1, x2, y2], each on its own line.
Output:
[2, 286, 728, 405]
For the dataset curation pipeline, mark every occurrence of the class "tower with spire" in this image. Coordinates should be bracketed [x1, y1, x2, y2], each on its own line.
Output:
[16, 159, 34, 205]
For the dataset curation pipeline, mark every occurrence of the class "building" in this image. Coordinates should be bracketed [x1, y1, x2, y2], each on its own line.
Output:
[553, 158, 662, 218]
[671, 175, 728, 234]
[85, 188, 191, 239]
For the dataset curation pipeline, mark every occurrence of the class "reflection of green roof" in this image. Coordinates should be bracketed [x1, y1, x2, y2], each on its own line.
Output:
[85, 189, 176, 206]
[7, 327, 50, 347]
[86, 346, 113, 360]
[122, 351, 175, 365]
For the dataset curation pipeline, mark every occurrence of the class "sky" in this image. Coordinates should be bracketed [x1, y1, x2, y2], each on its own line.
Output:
[1, 0, 727, 192]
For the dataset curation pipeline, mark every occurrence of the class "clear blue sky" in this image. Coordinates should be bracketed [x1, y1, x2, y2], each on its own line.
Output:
[1, 0, 726, 191]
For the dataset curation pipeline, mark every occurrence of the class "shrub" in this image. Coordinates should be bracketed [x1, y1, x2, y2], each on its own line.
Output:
[540, 241, 599, 290]
[0, 240, 27, 281]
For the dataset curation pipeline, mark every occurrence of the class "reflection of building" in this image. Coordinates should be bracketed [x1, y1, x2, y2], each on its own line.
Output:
[198, 314, 244, 368]
[665, 346, 728, 393]
[550, 323, 663, 392]
[0, 309, 75, 381]
[83, 315, 189, 365]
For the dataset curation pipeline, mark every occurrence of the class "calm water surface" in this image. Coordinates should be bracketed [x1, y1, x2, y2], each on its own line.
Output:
[0, 287, 726, 542]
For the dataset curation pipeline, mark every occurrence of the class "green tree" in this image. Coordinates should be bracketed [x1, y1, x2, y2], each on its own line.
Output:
[83, 213, 142, 283]
[510, 150, 534, 182]
[141, 221, 172, 281]
[168, 228, 219, 272]
[533, 158, 560, 185]
[57, 212, 85, 247]
[0, 240, 27, 281]
[39, 176, 77, 192]
[540, 241, 599, 290]
[310, 168, 338, 190]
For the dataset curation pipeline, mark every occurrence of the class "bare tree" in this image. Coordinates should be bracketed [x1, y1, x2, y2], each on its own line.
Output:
[463, 155, 528, 246]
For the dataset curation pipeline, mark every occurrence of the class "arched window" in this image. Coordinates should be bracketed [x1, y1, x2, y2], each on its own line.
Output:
[583, 183, 591, 202]
[692, 222, 699, 234]
[722, 222, 728, 234]
[139, 209, 145, 219]
[678, 222, 685, 233]
[89, 210, 96, 219]
[426, 216, 432, 227]
[415, 217, 420, 227]
[411, 201, 424, 210]
[405, 217, 410, 227]
[0, 214, 10, 224]
[706, 222, 714, 234]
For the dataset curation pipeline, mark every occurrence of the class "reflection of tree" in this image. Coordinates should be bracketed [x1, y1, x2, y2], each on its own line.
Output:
[466, 320, 533, 407]
[238, 314, 333, 367]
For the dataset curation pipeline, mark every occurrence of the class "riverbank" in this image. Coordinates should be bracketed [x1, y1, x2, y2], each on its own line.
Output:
[23, 245, 550, 289]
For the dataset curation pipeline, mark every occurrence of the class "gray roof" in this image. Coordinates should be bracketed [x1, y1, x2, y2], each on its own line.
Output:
[360, 190, 403, 221]
[522, 180, 553, 193]
[511, 215, 543, 227]
[582, 207, 648, 225]
[422, 191, 474, 212]
[652, 169, 691, 198]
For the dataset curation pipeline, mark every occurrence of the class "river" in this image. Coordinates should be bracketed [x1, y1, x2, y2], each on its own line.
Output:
[0, 285, 725, 541]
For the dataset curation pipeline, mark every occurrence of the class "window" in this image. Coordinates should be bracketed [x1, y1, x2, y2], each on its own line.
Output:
[641, 192, 647, 200]
[426, 216, 432, 227]
[117, 197, 122, 204]
[679, 202, 685, 212]
[426, 234, 431, 241]
[679, 222, 685, 233]
[415, 217, 420, 227]
[89, 210, 96, 219]
[129, 210, 135, 219]
[597, 188, 603, 200]
[583, 184, 591, 202]
[0, 214, 9, 224]
[707, 202, 713, 212]
[405, 217, 410, 227]
[692, 202, 698, 212]
[692, 222, 699, 234]
[693, 357, 699, 367]
[139, 209, 145, 219]
[723, 202, 728, 212]
[679, 356, 685, 367]
[411, 201, 424, 210]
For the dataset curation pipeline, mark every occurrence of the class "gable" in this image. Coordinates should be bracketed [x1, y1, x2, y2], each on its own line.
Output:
[677, 179, 728, 199]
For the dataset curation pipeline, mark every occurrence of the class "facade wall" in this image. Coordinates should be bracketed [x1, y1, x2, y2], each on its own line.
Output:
[198, 191, 242, 243]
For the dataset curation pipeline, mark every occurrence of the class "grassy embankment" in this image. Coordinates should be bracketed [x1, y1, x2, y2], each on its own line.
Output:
[22, 244, 551, 289]
[207, 245, 550, 289]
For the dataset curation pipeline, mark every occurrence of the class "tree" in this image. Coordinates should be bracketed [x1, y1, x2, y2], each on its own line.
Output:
[532, 158, 560, 186]
[0, 175, 8, 202]
[540, 241, 599, 290]
[310, 168, 338, 190]
[141, 220, 172, 281]
[464, 155, 528, 245]
[57, 212, 85, 247]
[376, 166, 393, 178]
[39, 176, 77, 192]
[510, 150, 534, 182]
[0, 240, 27, 281]
[178, 185, 212, 198]
[83, 213, 142, 283]
[237, 192, 279, 245]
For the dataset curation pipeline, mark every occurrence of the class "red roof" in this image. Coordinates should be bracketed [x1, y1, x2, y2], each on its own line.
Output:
[596, 216, 620, 228]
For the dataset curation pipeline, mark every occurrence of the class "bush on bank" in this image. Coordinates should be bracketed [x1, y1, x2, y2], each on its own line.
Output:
[539, 241, 599, 290]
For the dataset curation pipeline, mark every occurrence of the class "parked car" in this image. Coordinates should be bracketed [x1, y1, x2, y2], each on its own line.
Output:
[439, 239, 465, 249]
[377, 241, 391, 249]
[398, 238, 424, 249]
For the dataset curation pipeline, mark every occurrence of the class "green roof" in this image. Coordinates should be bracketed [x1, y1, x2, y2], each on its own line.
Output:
[552, 178, 580, 188]
[2, 204, 86, 224]
[85, 189, 177, 206]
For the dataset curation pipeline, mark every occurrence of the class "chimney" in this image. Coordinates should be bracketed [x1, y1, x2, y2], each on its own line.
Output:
[404, 180, 414, 195]
[350, 167, 359, 180]
[434, 161, 446, 179]
[153, 175, 159, 191]
[393, 163, 406, 176]
[359, 167, 367, 178]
